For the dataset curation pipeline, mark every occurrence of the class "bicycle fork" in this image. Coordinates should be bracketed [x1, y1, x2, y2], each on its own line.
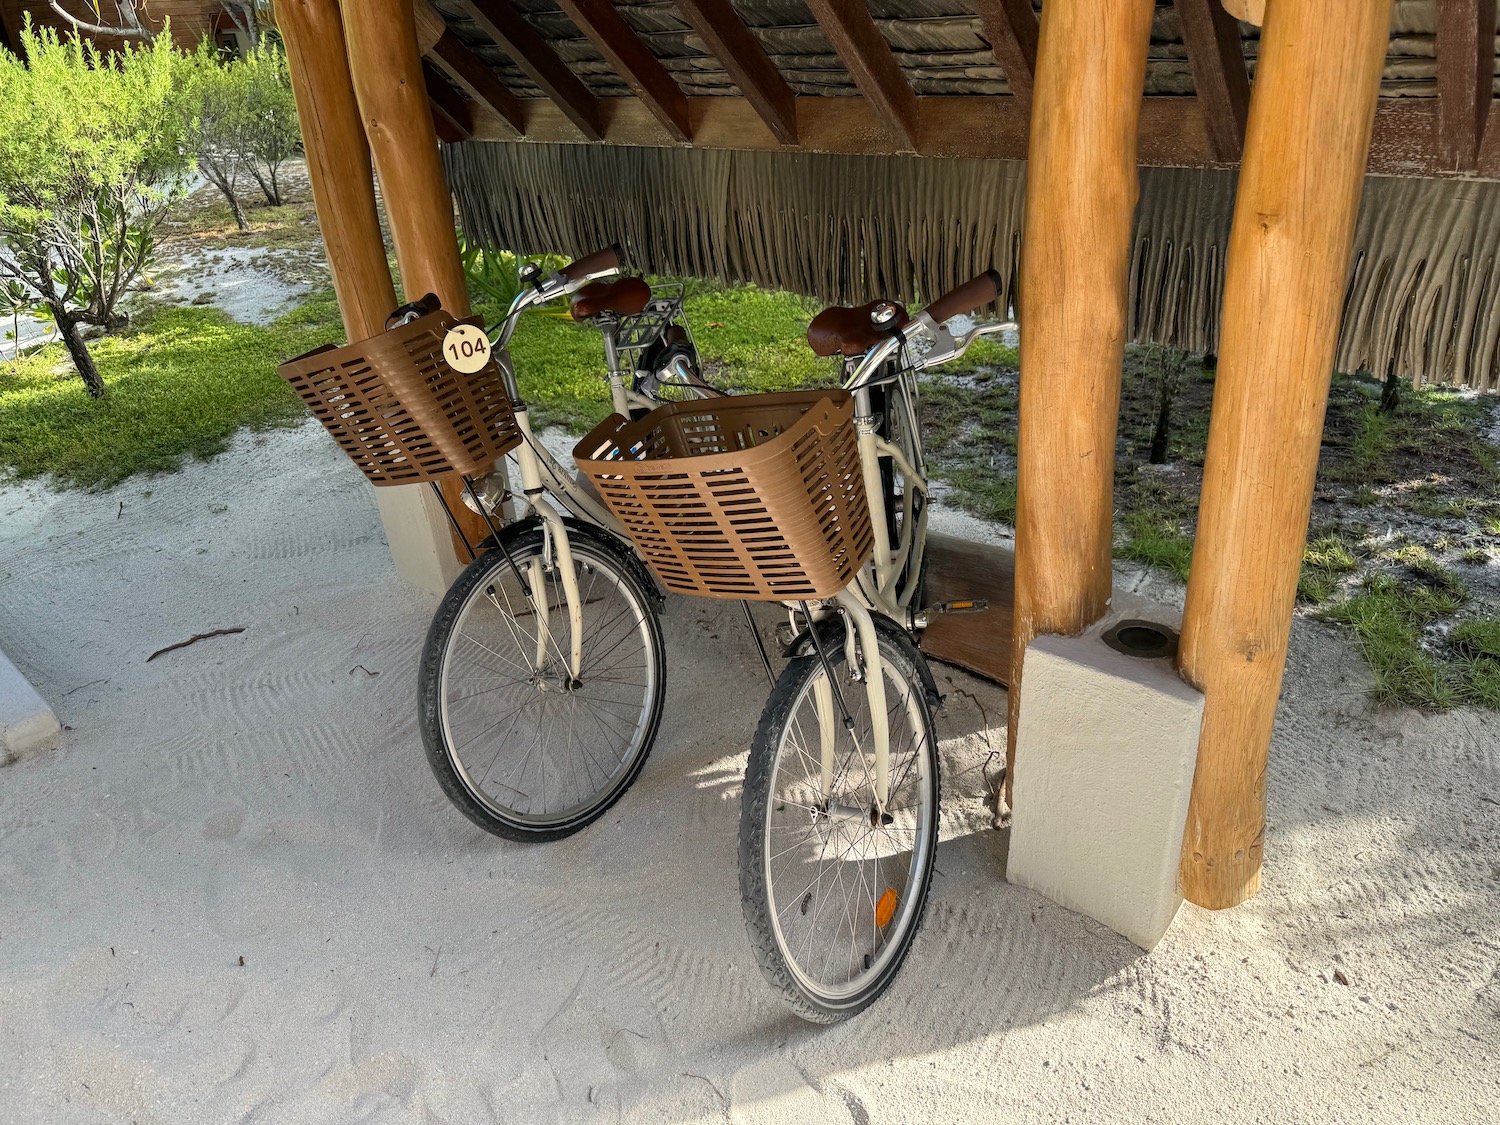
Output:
[805, 593, 891, 818]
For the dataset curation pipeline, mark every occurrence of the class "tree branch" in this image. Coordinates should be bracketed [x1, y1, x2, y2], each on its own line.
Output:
[47, 1, 154, 40]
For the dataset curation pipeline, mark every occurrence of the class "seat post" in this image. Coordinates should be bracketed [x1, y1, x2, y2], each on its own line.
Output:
[599, 316, 630, 414]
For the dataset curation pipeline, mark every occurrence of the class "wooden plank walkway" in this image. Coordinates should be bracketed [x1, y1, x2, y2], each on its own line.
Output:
[918, 532, 1015, 686]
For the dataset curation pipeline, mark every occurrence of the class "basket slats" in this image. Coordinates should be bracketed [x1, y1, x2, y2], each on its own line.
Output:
[277, 310, 521, 486]
[574, 390, 875, 601]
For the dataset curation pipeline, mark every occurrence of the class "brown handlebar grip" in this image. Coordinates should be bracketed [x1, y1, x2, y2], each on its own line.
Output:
[924, 269, 1002, 325]
[559, 244, 624, 282]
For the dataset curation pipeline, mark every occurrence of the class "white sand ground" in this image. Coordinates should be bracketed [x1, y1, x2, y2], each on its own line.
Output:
[1, 422, 1498, 1124]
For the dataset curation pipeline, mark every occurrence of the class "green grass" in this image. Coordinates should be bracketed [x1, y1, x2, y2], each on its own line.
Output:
[473, 281, 827, 432]
[1299, 531, 1361, 604]
[1115, 509, 1194, 582]
[0, 296, 343, 491]
[1323, 575, 1459, 709]
[940, 464, 1017, 525]
[1317, 560, 1497, 710]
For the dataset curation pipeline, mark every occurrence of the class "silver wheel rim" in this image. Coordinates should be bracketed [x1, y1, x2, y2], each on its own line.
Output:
[438, 545, 656, 828]
[761, 649, 935, 1005]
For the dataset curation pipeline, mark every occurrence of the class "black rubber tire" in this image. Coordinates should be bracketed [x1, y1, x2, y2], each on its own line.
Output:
[418, 522, 665, 842]
[738, 624, 940, 1023]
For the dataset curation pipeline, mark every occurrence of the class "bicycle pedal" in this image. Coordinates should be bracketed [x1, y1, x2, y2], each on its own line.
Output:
[934, 598, 989, 615]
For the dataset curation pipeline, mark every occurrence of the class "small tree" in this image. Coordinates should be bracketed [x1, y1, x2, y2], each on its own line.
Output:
[239, 45, 301, 207]
[0, 23, 192, 396]
[186, 43, 252, 230]
[1142, 344, 1189, 464]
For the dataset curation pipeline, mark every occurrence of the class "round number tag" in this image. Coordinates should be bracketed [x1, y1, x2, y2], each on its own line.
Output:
[442, 324, 492, 374]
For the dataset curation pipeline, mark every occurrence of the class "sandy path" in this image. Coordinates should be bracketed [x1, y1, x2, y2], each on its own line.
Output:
[1, 424, 1497, 1123]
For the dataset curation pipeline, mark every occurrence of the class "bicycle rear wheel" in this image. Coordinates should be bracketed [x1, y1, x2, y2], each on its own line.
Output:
[739, 624, 939, 1022]
[419, 522, 664, 841]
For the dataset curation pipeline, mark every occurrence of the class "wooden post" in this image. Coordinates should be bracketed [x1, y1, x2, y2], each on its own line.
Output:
[1176, 0, 1393, 909]
[1007, 0, 1157, 787]
[283, 0, 461, 595]
[341, 0, 491, 570]
[279, 0, 396, 341]
[342, 0, 471, 317]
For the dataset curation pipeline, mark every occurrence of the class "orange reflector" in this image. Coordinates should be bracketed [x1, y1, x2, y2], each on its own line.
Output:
[875, 887, 898, 928]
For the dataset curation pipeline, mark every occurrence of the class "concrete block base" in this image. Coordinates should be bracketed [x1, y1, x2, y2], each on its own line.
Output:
[1, 649, 61, 765]
[373, 484, 465, 597]
[1007, 602, 1204, 949]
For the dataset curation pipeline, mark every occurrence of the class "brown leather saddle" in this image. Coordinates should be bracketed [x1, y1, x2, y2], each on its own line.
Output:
[570, 276, 652, 321]
[806, 300, 910, 357]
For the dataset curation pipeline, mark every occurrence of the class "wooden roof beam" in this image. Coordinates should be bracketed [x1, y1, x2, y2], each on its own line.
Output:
[553, 0, 691, 142]
[414, 0, 525, 137]
[1436, 0, 1496, 171]
[1174, 0, 1251, 162]
[971, 0, 1040, 105]
[803, 0, 919, 151]
[458, 0, 604, 141]
[423, 60, 475, 143]
[674, 0, 799, 144]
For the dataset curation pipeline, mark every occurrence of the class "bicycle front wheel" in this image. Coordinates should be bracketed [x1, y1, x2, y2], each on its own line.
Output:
[419, 523, 665, 841]
[739, 625, 939, 1022]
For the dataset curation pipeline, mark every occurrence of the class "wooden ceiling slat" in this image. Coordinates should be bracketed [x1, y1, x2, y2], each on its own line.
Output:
[428, 28, 527, 137]
[970, 0, 1039, 105]
[801, 0, 920, 150]
[458, 0, 604, 140]
[553, 0, 692, 141]
[1174, 0, 1251, 162]
[1435, 0, 1496, 171]
[674, 0, 800, 144]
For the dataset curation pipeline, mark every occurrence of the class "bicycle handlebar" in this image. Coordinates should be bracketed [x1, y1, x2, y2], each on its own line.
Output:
[924, 270, 1002, 326]
[558, 244, 624, 283]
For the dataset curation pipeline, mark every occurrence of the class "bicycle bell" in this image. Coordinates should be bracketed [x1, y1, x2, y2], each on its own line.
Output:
[869, 301, 901, 327]
[460, 470, 508, 516]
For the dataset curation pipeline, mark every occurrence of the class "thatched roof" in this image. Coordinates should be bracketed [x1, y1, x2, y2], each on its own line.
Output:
[425, 2, 1500, 389]
[427, 1, 1482, 101]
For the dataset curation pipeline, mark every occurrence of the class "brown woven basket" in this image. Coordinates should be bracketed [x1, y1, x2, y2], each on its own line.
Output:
[573, 390, 875, 601]
[277, 310, 521, 486]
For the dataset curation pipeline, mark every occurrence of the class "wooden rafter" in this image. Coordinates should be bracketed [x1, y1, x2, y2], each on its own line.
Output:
[970, 0, 1040, 105]
[1174, 0, 1252, 162]
[674, 0, 799, 144]
[802, 0, 919, 150]
[553, 0, 691, 142]
[415, 1, 526, 137]
[424, 60, 475, 143]
[1436, 0, 1496, 171]
[459, 0, 603, 141]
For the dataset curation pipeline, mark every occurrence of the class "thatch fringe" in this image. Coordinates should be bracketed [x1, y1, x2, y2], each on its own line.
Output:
[445, 141, 1500, 391]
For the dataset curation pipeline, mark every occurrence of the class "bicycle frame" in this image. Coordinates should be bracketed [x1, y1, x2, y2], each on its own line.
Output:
[800, 313, 1016, 812]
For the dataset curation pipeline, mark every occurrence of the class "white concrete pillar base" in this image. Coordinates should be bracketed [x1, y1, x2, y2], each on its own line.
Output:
[1, 649, 61, 765]
[373, 484, 465, 597]
[1007, 598, 1204, 949]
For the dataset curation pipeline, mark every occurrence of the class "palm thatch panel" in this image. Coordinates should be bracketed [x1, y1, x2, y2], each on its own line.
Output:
[446, 141, 1500, 391]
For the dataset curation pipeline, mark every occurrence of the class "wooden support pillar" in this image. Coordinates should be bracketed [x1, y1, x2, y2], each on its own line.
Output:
[1007, 0, 1157, 786]
[283, 0, 458, 595]
[1176, 0, 1393, 909]
[279, 0, 396, 341]
[342, 0, 491, 584]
